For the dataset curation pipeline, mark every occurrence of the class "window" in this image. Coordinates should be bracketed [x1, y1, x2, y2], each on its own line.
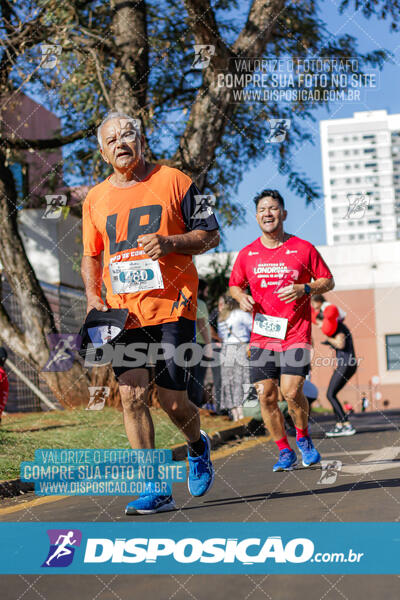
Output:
[386, 335, 400, 370]
[363, 135, 375, 140]
[364, 148, 375, 154]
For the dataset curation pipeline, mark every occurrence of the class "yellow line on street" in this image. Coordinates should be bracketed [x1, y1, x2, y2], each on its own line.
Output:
[0, 436, 271, 516]
[0, 495, 67, 516]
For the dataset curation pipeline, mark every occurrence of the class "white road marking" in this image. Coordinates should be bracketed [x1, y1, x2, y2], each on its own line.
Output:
[321, 447, 400, 475]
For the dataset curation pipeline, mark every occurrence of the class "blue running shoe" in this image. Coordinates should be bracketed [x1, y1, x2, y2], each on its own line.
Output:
[187, 430, 215, 497]
[273, 449, 298, 472]
[125, 494, 176, 515]
[296, 436, 321, 467]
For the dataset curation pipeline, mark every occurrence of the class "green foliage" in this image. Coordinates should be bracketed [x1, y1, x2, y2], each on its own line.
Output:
[1, 0, 397, 221]
[203, 255, 233, 310]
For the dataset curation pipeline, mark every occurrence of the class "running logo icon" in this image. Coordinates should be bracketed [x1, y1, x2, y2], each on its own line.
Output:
[317, 460, 342, 485]
[42, 334, 81, 372]
[344, 192, 369, 220]
[43, 195, 67, 219]
[87, 386, 110, 410]
[40, 45, 61, 69]
[42, 529, 82, 568]
[192, 45, 215, 69]
[266, 119, 291, 143]
[192, 195, 216, 219]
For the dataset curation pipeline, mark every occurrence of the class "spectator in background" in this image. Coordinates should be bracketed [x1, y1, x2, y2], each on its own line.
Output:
[188, 280, 212, 407]
[218, 295, 252, 421]
[0, 348, 9, 424]
[208, 295, 225, 412]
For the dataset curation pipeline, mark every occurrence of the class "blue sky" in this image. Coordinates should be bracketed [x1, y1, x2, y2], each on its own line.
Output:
[222, 2, 400, 251]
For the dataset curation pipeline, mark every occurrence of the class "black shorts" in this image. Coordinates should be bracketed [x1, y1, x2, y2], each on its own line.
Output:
[249, 346, 311, 383]
[112, 317, 196, 390]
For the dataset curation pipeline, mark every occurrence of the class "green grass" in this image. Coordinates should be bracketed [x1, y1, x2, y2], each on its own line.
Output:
[0, 408, 232, 481]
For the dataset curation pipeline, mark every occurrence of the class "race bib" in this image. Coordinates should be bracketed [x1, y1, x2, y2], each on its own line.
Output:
[109, 258, 164, 294]
[252, 313, 288, 340]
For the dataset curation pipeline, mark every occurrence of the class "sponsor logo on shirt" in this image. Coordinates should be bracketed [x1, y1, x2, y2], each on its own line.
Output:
[248, 251, 259, 256]
[285, 249, 298, 254]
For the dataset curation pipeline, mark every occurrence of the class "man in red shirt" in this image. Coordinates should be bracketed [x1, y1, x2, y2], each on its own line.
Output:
[230, 190, 334, 471]
[0, 348, 9, 424]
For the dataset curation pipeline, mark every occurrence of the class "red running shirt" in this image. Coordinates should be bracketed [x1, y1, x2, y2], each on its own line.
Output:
[229, 236, 333, 350]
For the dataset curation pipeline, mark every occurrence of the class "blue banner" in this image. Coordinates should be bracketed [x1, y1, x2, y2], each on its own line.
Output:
[20, 449, 185, 496]
[0, 522, 398, 574]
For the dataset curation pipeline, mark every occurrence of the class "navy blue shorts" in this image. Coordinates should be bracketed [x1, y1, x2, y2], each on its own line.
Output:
[249, 346, 311, 383]
[112, 317, 196, 390]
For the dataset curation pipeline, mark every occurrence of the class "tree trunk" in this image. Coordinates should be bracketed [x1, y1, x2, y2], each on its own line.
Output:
[110, 0, 149, 118]
[0, 150, 91, 408]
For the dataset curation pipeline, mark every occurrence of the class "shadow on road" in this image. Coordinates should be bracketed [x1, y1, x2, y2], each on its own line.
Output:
[176, 477, 400, 511]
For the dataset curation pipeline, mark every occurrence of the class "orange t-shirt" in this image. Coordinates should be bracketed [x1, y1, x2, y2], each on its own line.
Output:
[82, 165, 216, 328]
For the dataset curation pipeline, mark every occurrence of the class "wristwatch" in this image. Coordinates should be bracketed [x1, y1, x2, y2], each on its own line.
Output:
[304, 283, 311, 295]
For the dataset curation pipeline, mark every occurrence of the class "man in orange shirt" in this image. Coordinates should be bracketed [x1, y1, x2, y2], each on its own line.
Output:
[81, 112, 219, 514]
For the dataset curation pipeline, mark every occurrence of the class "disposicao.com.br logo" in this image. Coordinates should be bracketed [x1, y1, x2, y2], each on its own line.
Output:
[82, 536, 363, 565]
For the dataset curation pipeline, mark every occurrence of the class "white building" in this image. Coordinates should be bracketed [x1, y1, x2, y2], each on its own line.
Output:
[320, 110, 400, 246]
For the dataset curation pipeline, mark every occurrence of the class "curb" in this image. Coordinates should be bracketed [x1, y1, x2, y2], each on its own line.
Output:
[0, 420, 264, 499]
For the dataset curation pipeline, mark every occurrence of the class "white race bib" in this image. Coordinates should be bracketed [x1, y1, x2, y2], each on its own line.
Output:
[109, 258, 164, 294]
[252, 312, 288, 340]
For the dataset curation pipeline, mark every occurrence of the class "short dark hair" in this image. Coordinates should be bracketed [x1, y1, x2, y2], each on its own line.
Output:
[312, 294, 326, 304]
[198, 279, 208, 297]
[253, 189, 285, 210]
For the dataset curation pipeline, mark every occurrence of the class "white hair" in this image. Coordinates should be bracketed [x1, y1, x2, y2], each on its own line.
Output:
[97, 112, 141, 149]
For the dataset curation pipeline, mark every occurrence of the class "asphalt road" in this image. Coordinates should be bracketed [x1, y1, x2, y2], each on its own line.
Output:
[1, 411, 400, 599]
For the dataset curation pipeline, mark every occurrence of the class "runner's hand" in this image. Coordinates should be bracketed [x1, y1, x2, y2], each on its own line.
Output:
[138, 234, 172, 260]
[276, 284, 305, 304]
[238, 294, 255, 312]
[86, 296, 108, 314]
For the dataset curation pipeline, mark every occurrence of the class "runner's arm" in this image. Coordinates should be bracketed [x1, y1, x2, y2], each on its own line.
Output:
[229, 251, 254, 312]
[306, 277, 335, 295]
[81, 254, 107, 313]
[197, 315, 212, 346]
[229, 286, 255, 313]
[325, 332, 346, 349]
[277, 277, 335, 303]
[139, 229, 220, 260]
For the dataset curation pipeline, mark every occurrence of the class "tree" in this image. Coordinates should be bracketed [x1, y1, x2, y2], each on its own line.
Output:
[0, 0, 397, 406]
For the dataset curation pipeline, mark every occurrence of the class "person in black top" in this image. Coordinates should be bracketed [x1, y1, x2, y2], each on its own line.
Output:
[317, 318, 358, 437]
